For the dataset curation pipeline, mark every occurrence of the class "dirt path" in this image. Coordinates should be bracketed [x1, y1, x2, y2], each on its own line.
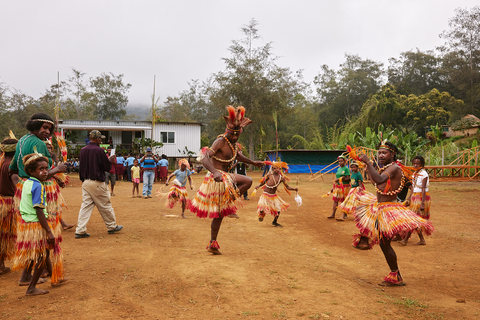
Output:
[1, 172, 479, 319]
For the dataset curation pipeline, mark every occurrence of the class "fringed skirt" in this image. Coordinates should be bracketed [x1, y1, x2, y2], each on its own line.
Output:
[338, 187, 376, 215]
[410, 192, 431, 220]
[189, 171, 241, 218]
[13, 179, 65, 284]
[352, 190, 434, 248]
[332, 184, 351, 203]
[0, 196, 16, 260]
[164, 185, 190, 209]
[257, 193, 289, 218]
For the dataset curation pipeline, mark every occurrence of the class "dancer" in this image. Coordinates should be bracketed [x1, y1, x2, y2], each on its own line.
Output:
[131, 159, 141, 198]
[399, 155, 431, 246]
[0, 137, 19, 276]
[189, 106, 263, 254]
[327, 155, 350, 220]
[163, 159, 193, 218]
[9, 113, 67, 284]
[348, 141, 434, 286]
[254, 161, 298, 227]
[13, 152, 68, 295]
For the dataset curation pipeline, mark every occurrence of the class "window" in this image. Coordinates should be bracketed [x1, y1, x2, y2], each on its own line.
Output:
[135, 131, 142, 138]
[160, 132, 175, 144]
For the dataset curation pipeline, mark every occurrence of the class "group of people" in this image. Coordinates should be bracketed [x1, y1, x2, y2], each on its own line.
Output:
[0, 106, 437, 296]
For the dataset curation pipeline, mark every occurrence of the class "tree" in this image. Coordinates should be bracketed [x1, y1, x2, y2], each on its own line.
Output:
[314, 54, 385, 126]
[438, 6, 480, 116]
[388, 49, 446, 96]
[210, 19, 307, 158]
[90, 73, 131, 120]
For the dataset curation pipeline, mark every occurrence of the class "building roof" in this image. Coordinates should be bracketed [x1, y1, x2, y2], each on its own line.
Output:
[57, 119, 202, 131]
[265, 149, 347, 153]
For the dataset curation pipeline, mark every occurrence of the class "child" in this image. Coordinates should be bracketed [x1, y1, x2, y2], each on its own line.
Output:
[399, 155, 431, 246]
[13, 152, 67, 295]
[336, 161, 368, 221]
[164, 159, 193, 218]
[254, 161, 298, 227]
[131, 159, 141, 198]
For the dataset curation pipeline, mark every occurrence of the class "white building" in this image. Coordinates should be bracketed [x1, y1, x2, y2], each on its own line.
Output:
[57, 119, 202, 158]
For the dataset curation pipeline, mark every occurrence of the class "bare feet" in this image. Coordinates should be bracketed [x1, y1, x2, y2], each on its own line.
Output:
[414, 240, 426, 246]
[0, 266, 11, 275]
[62, 223, 75, 230]
[398, 239, 408, 246]
[181, 214, 188, 219]
[228, 214, 239, 219]
[25, 288, 49, 296]
[19, 277, 47, 286]
[326, 215, 335, 219]
[52, 277, 69, 287]
[207, 247, 222, 255]
[41, 269, 49, 278]
[378, 281, 406, 287]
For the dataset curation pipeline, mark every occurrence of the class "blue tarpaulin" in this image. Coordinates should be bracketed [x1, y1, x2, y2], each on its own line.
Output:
[265, 150, 345, 174]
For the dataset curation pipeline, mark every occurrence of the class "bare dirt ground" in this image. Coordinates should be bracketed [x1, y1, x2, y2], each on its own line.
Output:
[1, 172, 479, 320]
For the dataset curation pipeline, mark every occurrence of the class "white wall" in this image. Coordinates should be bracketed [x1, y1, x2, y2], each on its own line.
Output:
[151, 123, 201, 157]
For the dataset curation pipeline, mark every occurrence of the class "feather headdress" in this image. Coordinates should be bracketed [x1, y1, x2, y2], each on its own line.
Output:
[223, 106, 254, 135]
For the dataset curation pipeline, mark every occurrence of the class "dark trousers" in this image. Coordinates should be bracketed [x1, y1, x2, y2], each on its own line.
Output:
[126, 165, 133, 181]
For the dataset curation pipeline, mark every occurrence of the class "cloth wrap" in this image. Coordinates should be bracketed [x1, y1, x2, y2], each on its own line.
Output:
[12, 178, 65, 284]
[0, 196, 16, 261]
[189, 170, 241, 218]
[257, 193, 289, 218]
[340, 188, 434, 249]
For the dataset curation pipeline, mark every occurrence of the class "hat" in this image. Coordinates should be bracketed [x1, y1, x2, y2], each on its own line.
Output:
[89, 130, 105, 139]
[146, 147, 152, 152]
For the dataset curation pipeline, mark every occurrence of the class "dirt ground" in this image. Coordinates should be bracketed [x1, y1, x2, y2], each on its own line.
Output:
[1, 172, 479, 320]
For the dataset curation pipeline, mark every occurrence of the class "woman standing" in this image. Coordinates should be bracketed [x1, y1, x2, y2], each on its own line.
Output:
[327, 155, 350, 220]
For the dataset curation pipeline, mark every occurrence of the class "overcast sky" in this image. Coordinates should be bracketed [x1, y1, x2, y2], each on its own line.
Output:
[1, 1, 478, 108]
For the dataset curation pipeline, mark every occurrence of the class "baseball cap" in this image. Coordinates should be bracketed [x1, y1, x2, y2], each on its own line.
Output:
[146, 147, 152, 152]
[89, 130, 106, 139]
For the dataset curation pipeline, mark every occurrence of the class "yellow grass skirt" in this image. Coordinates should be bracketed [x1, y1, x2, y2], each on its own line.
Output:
[189, 171, 241, 218]
[410, 192, 431, 220]
[332, 184, 351, 203]
[0, 196, 16, 261]
[338, 187, 376, 215]
[12, 178, 65, 284]
[257, 193, 290, 218]
[352, 190, 434, 248]
[163, 185, 190, 209]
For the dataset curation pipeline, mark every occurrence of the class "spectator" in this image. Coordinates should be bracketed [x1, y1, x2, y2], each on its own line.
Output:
[75, 130, 123, 238]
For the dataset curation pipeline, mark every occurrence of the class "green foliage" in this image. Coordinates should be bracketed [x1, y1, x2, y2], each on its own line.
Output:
[177, 146, 196, 158]
[133, 137, 163, 154]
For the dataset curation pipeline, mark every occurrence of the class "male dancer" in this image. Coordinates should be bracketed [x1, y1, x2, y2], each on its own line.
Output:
[189, 106, 263, 254]
[353, 141, 434, 286]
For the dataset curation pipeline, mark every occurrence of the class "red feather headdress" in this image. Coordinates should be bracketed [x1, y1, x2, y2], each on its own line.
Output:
[223, 105, 253, 135]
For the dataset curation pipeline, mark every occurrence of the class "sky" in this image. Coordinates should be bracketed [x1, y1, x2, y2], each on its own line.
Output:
[1, 1, 478, 108]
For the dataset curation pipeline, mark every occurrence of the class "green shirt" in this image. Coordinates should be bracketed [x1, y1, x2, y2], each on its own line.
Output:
[335, 166, 350, 185]
[20, 177, 48, 222]
[9, 134, 52, 178]
[351, 171, 363, 187]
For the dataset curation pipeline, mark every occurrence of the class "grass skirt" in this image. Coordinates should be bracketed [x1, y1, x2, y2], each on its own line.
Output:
[164, 185, 190, 209]
[189, 171, 241, 218]
[257, 193, 289, 218]
[332, 184, 351, 202]
[338, 187, 376, 215]
[352, 190, 434, 247]
[0, 196, 16, 261]
[410, 192, 431, 219]
[12, 178, 65, 284]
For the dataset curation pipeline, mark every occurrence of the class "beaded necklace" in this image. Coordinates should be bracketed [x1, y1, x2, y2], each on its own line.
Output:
[374, 162, 406, 196]
[265, 173, 282, 189]
[211, 134, 238, 170]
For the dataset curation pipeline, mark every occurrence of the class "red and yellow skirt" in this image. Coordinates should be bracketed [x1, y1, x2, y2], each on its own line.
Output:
[163, 185, 190, 209]
[352, 190, 434, 248]
[189, 171, 241, 218]
[257, 193, 289, 218]
[332, 184, 351, 203]
[0, 196, 16, 261]
[12, 178, 65, 284]
[410, 192, 431, 220]
[338, 187, 376, 215]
